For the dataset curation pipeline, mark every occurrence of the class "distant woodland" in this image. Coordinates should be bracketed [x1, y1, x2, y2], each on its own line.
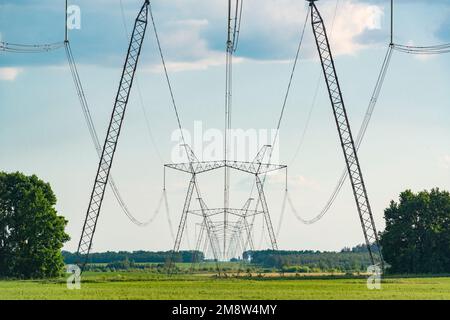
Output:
[62, 245, 373, 273]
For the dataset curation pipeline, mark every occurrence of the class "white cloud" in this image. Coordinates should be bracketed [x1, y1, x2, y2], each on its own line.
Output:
[162, 21, 216, 61]
[327, 0, 384, 55]
[146, 0, 385, 70]
[150, 18, 223, 72]
[0, 67, 22, 81]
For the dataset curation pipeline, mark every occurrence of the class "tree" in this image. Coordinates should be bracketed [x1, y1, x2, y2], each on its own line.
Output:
[380, 189, 450, 274]
[0, 172, 70, 278]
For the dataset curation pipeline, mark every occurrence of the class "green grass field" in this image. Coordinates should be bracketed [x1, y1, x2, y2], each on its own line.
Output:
[1, 272, 450, 300]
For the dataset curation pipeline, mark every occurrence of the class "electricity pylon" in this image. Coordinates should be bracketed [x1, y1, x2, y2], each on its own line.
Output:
[307, 0, 384, 269]
[166, 145, 286, 262]
[76, 0, 150, 270]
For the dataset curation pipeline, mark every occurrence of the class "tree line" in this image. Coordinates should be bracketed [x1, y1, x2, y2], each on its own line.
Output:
[62, 250, 204, 265]
[243, 245, 374, 272]
[60, 246, 374, 273]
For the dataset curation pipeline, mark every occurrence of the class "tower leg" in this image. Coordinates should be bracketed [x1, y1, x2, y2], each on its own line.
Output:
[198, 198, 222, 275]
[190, 221, 206, 273]
[243, 217, 254, 251]
[255, 175, 278, 250]
[173, 175, 196, 252]
[168, 174, 196, 273]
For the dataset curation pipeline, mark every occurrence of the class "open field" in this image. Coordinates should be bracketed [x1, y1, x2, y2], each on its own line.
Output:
[1, 272, 450, 300]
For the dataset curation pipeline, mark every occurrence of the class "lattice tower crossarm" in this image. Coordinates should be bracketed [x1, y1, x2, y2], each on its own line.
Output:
[165, 160, 286, 175]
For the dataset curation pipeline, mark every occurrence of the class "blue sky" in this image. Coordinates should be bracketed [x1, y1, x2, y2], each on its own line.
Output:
[1, 0, 449, 255]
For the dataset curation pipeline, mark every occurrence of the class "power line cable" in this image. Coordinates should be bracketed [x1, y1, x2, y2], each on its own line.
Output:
[287, 44, 394, 224]
[289, 0, 340, 165]
[1, 41, 64, 53]
[65, 41, 162, 227]
[275, 191, 288, 238]
[148, 2, 187, 149]
[232, 0, 244, 52]
[393, 43, 450, 55]
[163, 189, 176, 241]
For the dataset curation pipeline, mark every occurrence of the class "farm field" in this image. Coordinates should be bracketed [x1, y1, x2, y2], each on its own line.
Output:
[1, 272, 450, 300]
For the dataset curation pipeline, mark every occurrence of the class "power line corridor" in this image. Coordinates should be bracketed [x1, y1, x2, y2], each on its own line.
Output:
[2, 0, 449, 274]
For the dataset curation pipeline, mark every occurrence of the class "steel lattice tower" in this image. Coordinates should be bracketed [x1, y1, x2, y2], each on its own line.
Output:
[166, 145, 286, 263]
[308, 0, 384, 268]
[77, 1, 150, 269]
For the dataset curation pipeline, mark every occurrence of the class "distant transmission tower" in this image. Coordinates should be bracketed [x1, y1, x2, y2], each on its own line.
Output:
[166, 145, 286, 262]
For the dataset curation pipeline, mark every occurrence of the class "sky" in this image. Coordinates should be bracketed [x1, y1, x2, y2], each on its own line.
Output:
[1, 0, 449, 256]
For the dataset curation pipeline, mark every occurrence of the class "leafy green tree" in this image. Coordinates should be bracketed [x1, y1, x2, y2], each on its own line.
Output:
[380, 189, 450, 274]
[0, 172, 70, 278]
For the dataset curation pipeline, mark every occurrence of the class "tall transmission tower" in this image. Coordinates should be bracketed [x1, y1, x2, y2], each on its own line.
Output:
[307, 0, 384, 268]
[76, 0, 150, 269]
